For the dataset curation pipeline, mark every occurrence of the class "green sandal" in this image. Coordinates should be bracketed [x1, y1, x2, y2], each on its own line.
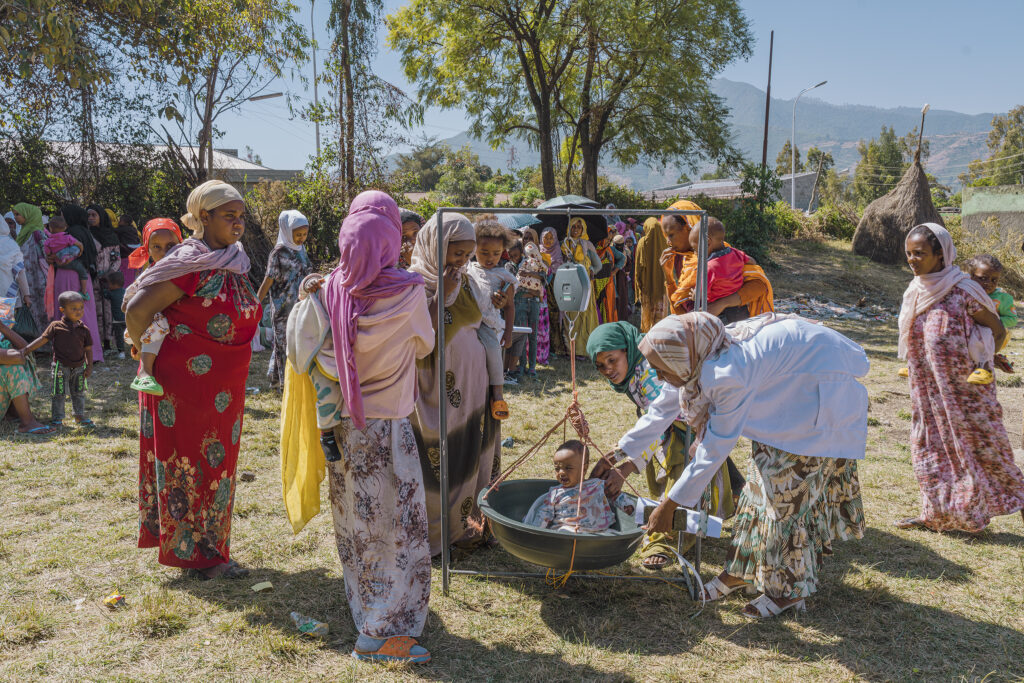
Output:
[130, 375, 164, 396]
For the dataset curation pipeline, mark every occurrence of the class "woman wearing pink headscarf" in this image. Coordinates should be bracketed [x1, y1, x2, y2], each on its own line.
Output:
[282, 190, 434, 663]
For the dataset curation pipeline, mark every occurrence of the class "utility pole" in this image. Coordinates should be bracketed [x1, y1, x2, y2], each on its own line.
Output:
[761, 30, 773, 169]
[792, 79, 827, 207]
[311, 0, 321, 159]
[808, 153, 825, 212]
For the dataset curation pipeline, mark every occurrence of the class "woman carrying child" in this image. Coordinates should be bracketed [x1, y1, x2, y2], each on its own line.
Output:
[897, 223, 1024, 532]
[409, 212, 502, 555]
[613, 312, 867, 619]
[256, 210, 313, 390]
[540, 227, 567, 357]
[126, 180, 260, 579]
[560, 217, 602, 354]
[48, 209, 103, 363]
[587, 321, 737, 569]
[521, 228, 550, 364]
[281, 190, 434, 663]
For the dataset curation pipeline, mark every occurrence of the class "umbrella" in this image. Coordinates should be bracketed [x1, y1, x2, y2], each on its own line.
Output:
[534, 202, 608, 243]
[536, 195, 599, 210]
[496, 213, 541, 231]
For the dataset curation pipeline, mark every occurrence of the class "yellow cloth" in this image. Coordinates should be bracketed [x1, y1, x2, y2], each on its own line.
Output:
[280, 362, 325, 534]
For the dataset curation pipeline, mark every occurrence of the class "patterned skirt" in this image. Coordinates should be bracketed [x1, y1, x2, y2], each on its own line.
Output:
[725, 443, 865, 600]
[328, 417, 431, 638]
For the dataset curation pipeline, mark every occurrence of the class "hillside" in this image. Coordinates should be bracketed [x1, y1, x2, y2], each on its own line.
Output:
[415, 78, 999, 191]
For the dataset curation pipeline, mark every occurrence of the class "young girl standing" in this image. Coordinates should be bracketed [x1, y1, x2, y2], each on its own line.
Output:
[897, 223, 1024, 531]
[257, 210, 313, 389]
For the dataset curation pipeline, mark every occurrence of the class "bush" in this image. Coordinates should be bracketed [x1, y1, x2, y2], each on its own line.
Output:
[811, 201, 859, 240]
[767, 201, 805, 239]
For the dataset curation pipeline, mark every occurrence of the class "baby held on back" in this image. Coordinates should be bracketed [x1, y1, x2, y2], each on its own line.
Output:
[523, 440, 634, 533]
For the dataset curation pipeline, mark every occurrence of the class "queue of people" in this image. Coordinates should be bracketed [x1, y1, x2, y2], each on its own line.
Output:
[3, 185, 1023, 664]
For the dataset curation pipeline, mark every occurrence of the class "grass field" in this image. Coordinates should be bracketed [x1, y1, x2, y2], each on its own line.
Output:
[1, 239, 1022, 681]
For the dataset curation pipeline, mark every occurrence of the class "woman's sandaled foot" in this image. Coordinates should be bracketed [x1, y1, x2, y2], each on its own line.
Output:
[18, 423, 55, 436]
[641, 553, 669, 570]
[490, 399, 509, 420]
[75, 417, 94, 427]
[894, 517, 933, 530]
[352, 636, 431, 664]
[702, 573, 755, 602]
[741, 594, 806, 619]
[191, 559, 250, 580]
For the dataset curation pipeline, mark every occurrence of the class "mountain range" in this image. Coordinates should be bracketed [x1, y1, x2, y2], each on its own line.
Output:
[424, 78, 998, 191]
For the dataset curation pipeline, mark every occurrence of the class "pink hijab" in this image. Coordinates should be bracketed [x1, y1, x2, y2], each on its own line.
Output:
[319, 190, 424, 429]
[897, 222, 995, 359]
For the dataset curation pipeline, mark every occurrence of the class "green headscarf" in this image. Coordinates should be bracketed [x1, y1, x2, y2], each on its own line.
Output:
[11, 203, 43, 247]
[586, 321, 646, 393]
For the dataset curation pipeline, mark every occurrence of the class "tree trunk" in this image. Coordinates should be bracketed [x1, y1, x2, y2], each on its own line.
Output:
[537, 103, 557, 197]
[339, 0, 355, 200]
[198, 54, 220, 182]
[577, 29, 599, 199]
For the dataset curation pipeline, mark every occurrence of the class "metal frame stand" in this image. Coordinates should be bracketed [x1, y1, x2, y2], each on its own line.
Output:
[434, 205, 710, 595]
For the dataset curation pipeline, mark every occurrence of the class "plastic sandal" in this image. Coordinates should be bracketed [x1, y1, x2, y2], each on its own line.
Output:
[491, 399, 509, 420]
[20, 425, 55, 436]
[967, 368, 994, 385]
[641, 553, 670, 570]
[352, 636, 431, 664]
[701, 575, 757, 601]
[130, 375, 165, 396]
[742, 594, 806, 620]
[76, 418, 95, 427]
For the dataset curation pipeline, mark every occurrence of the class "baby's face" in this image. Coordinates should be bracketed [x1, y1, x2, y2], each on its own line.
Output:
[971, 263, 1000, 295]
[553, 448, 584, 488]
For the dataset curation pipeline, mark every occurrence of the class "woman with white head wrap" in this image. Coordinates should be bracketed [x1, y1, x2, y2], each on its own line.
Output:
[407, 211, 502, 555]
[256, 209, 313, 388]
[127, 179, 260, 580]
[613, 311, 868, 618]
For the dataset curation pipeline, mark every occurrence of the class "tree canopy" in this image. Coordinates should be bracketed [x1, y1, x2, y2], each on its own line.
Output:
[775, 140, 800, 175]
[961, 105, 1024, 187]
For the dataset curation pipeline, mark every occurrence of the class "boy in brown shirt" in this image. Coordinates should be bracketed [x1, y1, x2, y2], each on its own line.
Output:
[22, 291, 94, 426]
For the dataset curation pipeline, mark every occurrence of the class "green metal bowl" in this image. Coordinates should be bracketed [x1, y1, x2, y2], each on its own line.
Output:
[478, 479, 645, 570]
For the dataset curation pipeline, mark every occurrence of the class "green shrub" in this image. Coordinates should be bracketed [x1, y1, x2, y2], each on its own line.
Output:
[811, 201, 859, 240]
[767, 200, 805, 239]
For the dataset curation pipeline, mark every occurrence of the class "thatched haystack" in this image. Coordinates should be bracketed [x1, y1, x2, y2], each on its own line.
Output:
[852, 158, 943, 265]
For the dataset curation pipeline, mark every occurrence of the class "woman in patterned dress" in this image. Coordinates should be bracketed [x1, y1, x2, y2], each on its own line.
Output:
[281, 191, 434, 663]
[408, 212, 502, 555]
[897, 223, 1024, 532]
[256, 210, 313, 389]
[126, 181, 260, 579]
[627, 313, 867, 619]
[87, 204, 122, 352]
[0, 319, 52, 435]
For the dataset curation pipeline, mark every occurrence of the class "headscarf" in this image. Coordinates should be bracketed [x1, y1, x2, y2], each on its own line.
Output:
[522, 227, 539, 245]
[128, 218, 183, 269]
[540, 227, 563, 270]
[399, 209, 424, 227]
[320, 190, 424, 430]
[87, 204, 120, 248]
[662, 199, 703, 229]
[409, 211, 476, 304]
[180, 179, 244, 239]
[586, 321, 645, 393]
[11, 203, 43, 246]
[641, 312, 798, 436]
[563, 217, 591, 264]
[60, 204, 98, 270]
[276, 209, 309, 252]
[897, 222, 996, 359]
[0, 230, 24, 298]
[635, 217, 668, 313]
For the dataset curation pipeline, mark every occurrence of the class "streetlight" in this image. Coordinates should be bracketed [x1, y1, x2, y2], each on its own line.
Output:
[791, 79, 827, 208]
[247, 92, 283, 102]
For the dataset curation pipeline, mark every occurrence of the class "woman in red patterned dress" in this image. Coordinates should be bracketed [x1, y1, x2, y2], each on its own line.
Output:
[126, 180, 261, 579]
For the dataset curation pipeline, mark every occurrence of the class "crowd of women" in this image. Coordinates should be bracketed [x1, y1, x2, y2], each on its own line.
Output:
[3, 184, 1023, 663]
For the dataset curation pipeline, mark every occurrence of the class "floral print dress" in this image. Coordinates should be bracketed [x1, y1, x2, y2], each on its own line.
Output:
[137, 268, 260, 568]
[907, 287, 1024, 531]
[93, 242, 121, 348]
[264, 245, 312, 387]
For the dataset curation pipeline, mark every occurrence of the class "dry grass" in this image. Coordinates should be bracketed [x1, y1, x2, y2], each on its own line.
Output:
[1, 239, 1022, 681]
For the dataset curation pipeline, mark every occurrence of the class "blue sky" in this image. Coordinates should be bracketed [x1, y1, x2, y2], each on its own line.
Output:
[219, 0, 1023, 170]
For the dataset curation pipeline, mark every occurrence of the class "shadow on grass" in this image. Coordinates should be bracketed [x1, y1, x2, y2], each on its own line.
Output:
[166, 565, 620, 681]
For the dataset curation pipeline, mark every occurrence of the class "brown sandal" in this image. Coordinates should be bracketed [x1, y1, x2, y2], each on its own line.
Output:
[491, 399, 509, 420]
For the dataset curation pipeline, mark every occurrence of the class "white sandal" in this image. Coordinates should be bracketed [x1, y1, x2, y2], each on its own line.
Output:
[741, 594, 806, 619]
[702, 575, 756, 602]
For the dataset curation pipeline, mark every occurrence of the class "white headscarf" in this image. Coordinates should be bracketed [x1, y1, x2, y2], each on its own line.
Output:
[409, 212, 476, 305]
[897, 222, 996, 359]
[180, 179, 244, 239]
[277, 209, 309, 252]
[3, 212, 15, 239]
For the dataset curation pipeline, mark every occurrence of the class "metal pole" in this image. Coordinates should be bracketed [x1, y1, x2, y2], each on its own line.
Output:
[695, 214, 708, 312]
[761, 30, 774, 169]
[311, 0, 321, 159]
[791, 80, 827, 208]
[437, 208, 450, 596]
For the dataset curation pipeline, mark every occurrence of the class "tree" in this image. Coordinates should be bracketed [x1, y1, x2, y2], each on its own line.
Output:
[852, 126, 904, 206]
[803, 146, 834, 174]
[700, 163, 737, 180]
[775, 140, 800, 175]
[388, 0, 587, 197]
[961, 105, 1024, 187]
[157, 0, 309, 183]
[394, 138, 448, 191]
[557, 0, 751, 198]
[434, 145, 490, 206]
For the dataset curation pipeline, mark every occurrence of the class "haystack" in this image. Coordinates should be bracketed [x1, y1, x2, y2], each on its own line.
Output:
[852, 158, 943, 265]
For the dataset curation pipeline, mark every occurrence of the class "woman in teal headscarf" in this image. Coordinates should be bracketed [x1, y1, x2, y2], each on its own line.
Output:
[10, 203, 49, 334]
[586, 321, 739, 569]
